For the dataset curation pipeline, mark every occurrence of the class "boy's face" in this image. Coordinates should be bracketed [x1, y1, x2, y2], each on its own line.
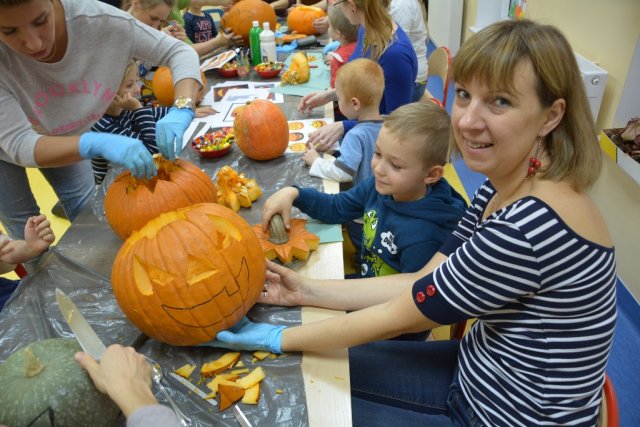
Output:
[118, 66, 140, 99]
[335, 82, 358, 120]
[371, 126, 431, 202]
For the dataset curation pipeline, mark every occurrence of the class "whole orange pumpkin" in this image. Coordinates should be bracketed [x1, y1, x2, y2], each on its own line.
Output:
[104, 156, 217, 239]
[111, 203, 266, 346]
[152, 66, 207, 106]
[287, 6, 326, 36]
[233, 100, 289, 161]
[220, 0, 277, 44]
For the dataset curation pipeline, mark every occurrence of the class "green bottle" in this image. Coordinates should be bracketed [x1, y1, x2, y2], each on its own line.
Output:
[249, 21, 262, 66]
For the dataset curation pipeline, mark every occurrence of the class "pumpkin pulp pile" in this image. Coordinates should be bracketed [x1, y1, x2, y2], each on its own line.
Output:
[215, 165, 262, 212]
[105, 155, 218, 240]
[281, 51, 311, 85]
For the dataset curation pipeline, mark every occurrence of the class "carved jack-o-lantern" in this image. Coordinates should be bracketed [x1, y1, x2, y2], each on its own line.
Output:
[111, 203, 266, 346]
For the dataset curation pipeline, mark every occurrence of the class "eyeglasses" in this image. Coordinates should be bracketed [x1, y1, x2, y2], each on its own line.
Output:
[332, 0, 348, 7]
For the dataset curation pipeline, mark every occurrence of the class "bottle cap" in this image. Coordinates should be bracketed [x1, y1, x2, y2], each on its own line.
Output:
[252, 20, 258, 27]
[263, 22, 270, 31]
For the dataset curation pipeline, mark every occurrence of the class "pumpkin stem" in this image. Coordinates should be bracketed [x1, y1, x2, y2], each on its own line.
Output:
[23, 347, 46, 378]
[268, 214, 289, 245]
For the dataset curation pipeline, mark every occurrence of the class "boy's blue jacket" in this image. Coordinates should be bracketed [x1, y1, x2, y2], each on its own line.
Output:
[293, 176, 467, 277]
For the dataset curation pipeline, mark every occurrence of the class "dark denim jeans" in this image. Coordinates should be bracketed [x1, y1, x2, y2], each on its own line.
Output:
[349, 340, 486, 426]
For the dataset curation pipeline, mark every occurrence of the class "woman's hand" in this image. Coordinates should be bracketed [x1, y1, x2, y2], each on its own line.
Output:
[313, 16, 329, 34]
[75, 345, 157, 418]
[258, 260, 306, 307]
[163, 22, 187, 42]
[306, 121, 344, 151]
[195, 106, 218, 118]
[298, 90, 334, 115]
[262, 187, 299, 231]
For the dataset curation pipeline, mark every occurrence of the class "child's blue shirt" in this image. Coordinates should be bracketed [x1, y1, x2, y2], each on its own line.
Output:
[293, 176, 467, 277]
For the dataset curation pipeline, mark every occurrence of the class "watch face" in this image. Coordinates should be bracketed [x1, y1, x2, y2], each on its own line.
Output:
[175, 96, 194, 109]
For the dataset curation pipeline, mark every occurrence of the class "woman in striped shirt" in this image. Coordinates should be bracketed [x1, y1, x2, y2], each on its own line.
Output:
[214, 19, 617, 426]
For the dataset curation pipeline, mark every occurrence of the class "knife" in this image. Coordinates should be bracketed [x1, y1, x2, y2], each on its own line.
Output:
[233, 405, 253, 427]
[55, 288, 106, 360]
[169, 373, 217, 407]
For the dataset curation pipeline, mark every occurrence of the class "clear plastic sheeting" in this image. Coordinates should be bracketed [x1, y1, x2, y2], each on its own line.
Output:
[0, 114, 328, 426]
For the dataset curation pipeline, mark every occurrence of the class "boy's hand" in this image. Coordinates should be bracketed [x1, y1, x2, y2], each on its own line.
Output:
[24, 215, 54, 256]
[262, 187, 300, 232]
[119, 93, 143, 111]
[303, 146, 320, 166]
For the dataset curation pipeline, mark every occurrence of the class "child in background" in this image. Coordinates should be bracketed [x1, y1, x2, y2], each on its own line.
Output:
[324, 5, 358, 89]
[91, 60, 214, 184]
[304, 58, 383, 187]
[0, 215, 54, 311]
[183, 0, 218, 44]
[264, 102, 467, 278]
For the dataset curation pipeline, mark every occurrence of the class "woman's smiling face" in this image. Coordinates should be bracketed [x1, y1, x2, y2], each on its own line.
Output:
[451, 60, 552, 183]
[0, 0, 57, 61]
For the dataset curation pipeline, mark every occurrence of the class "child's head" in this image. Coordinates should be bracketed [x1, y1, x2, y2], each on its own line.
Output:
[371, 101, 451, 201]
[327, 5, 358, 45]
[127, 0, 174, 29]
[335, 58, 384, 120]
[117, 59, 141, 100]
[188, 0, 205, 11]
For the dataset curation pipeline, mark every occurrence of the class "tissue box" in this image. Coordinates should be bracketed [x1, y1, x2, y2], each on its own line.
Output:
[600, 130, 640, 187]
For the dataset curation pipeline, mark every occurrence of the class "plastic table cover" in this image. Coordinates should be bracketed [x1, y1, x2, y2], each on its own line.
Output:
[0, 98, 329, 426]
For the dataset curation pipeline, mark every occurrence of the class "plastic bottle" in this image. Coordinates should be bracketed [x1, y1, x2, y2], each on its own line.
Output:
[259, 22, 277, 64]
[249, 21, 262, 66]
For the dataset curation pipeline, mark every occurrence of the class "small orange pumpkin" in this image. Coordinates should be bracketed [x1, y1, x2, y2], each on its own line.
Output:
[104, 156, 217, 240]
[233, 100, 289, 161]
[111, 203, 266, 346]
[287, 6, 326, 36]
[220, 0, 277, 44]
[152, 66, 207, 107]
[253, 214, 319, 264]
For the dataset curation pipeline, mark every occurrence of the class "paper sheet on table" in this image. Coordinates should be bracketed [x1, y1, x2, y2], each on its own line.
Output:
[202, 82, 284, 105]
[306, 222, 343, 244]
[272, 50, 331, 97]
[221, 88, 270, 103]
[200, 49, 236, 72]
[286, 118, 335, 153]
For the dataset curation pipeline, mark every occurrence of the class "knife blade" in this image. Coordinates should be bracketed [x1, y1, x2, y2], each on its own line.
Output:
[55, 288, 107, 360]
[168, 372, 218, 407]
[233, 405, 253, 427]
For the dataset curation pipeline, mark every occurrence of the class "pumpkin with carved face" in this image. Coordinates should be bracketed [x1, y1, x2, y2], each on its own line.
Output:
[111, 203, 266, 346]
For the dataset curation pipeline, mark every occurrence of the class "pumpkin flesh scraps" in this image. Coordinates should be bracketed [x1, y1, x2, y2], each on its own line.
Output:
[281, 52, 310, 85]
[215, 165, 262, 212]
[253, 218, 320, 264]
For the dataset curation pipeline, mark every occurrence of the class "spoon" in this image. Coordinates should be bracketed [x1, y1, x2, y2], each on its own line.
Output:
[147, 357, 192, 426]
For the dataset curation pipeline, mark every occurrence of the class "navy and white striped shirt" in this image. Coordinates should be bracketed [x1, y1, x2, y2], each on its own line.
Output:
[413, 181, 617, 426]
[90, 106, 168, 184]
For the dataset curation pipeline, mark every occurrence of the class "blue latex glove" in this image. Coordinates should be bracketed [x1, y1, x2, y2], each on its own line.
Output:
[155, 107, 195, 160]
[78, 132, 156, 179]
[201, 317, 286, 354]
[323, 40, 340, 55]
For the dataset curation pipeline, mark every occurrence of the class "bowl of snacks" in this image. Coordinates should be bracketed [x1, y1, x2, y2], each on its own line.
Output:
[255, 62, 283, 79]
[217, 61, 238, 78]
[191, 128, 234, 158]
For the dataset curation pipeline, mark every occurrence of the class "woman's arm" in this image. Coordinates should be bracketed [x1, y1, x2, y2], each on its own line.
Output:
[262, 252, 448, 311]
[282, 283, 440, 352]
[33, 135, 84, 167]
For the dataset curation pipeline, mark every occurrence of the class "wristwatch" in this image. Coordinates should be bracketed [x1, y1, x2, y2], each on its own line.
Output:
[173, 96, 195, 111]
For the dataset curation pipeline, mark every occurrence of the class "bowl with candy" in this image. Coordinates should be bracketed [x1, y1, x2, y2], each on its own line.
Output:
[217, 61, 238, 78]
[191, 128, 234, 158]
[254, 62, 283, 78]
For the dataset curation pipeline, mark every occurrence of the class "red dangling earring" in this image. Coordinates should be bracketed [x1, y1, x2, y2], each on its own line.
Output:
[527, 139, 543, 178]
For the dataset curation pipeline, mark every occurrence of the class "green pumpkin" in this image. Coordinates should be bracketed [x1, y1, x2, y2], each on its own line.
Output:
[0, 338, 120, 427]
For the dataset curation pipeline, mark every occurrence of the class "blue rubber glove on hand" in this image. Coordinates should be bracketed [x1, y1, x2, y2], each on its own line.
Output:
[156, 107, 195, 160]
[79, 132, 156, 179]
[202, 317, 286, 354]
[322, 40, 340, 55]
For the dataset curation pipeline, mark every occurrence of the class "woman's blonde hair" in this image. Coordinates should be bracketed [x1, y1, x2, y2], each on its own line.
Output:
[451, 19, 600, 190]
[351, 0, 394, 61]
[122, 0, 174, 11]
[385, 101, 451, 169]
[335, 58, 384, 107]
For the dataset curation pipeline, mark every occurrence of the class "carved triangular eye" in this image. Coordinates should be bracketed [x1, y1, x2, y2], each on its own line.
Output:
[207, 215, 242, 250]
[133, 255, 177, 296]
[187, 255, 220, 286]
